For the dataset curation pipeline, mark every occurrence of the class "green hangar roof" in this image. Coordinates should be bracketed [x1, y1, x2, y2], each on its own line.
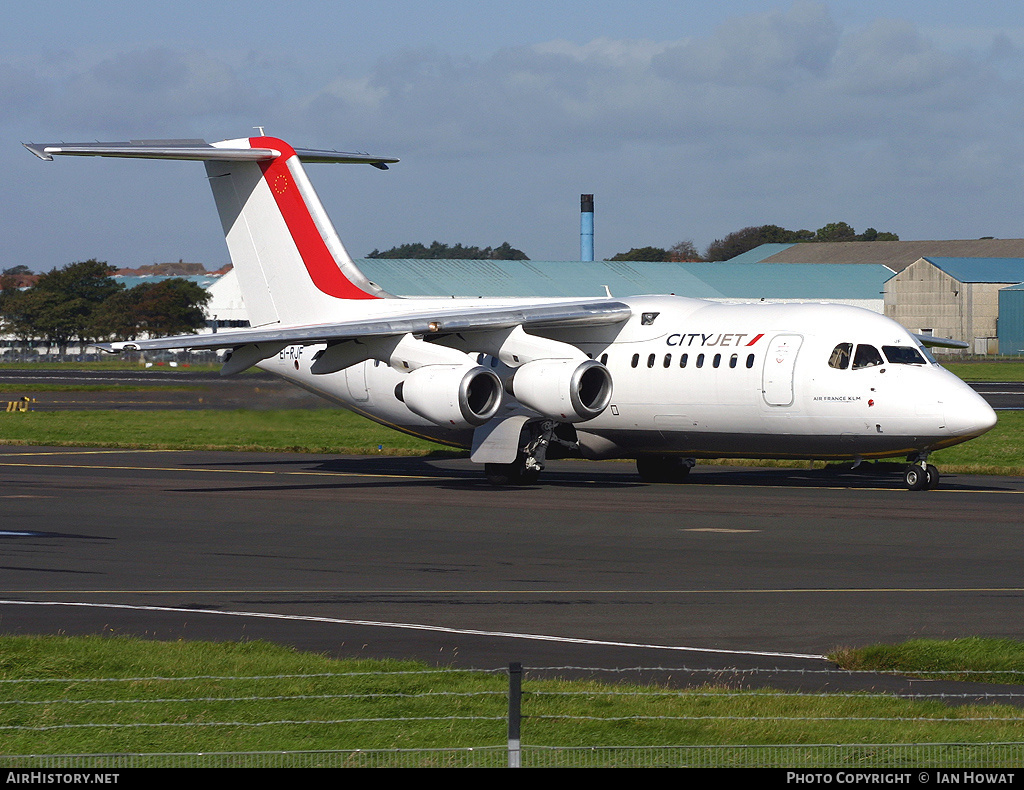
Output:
[920, 257, 1024, 284]
[353, 259, 891, 300]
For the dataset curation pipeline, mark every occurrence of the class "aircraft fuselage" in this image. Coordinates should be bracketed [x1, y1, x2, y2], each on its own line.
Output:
[258, 294, 996, 464]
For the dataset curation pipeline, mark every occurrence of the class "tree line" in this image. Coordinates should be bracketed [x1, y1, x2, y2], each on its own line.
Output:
[0, 259, 211, 356]
[367, 241, 529, 260]
[607, 222, 899, 262]
[364, 222, 898, 264]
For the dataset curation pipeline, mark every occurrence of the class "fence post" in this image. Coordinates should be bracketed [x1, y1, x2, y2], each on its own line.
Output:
[508, 661, 522, 768]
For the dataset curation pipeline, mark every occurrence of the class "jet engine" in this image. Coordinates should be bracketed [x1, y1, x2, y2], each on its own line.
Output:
[508, 358, 613, 422]
[396, 364, 503, 429]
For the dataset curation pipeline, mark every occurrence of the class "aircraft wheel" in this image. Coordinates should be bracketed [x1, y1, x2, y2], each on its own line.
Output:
[904, 465, 929, 491]
[926, 464, 940, 490]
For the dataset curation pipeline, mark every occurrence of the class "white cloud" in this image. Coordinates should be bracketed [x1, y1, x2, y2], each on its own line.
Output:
[8, 3, 1018, 160]
[9, 48, 267, 137]
[651, 1, 840, 89]
[7, 2, 1024, 262]
[284, 1, 1021, 169]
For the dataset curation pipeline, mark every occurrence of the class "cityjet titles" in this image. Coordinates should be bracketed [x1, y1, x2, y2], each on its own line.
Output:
[666, 332, 764, 348]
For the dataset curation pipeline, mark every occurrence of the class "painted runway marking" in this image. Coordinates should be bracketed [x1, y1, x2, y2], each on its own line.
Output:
[0, 599, 826, 661]
[0, 449, 186, 456]
[5, 587, 1023, 595]
[0, 460, 444, 482]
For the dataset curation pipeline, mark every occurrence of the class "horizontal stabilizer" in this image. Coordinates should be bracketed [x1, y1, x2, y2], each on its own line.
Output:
[23, 140, 399, 169]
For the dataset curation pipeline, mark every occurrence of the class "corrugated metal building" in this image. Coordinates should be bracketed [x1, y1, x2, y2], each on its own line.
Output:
[884, 257, 1024, 354]
[100, 260, 891, 337]
[117, 255, 1024, 355]
[998, 283, 1024, 356]
[351, 258, 890, 308]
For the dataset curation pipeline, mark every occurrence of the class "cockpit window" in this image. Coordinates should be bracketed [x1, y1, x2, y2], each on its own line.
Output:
[852, 344, 884, 369]
[828, 343, 852, 370]
[882, 345, 927, 365]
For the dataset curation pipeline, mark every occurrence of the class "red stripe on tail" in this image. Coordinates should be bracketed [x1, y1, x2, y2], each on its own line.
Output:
[251, 136, 377, 300]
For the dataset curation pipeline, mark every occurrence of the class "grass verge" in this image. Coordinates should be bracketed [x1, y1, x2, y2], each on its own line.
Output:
[0, 409, 454, 456]
[941, 361, 1024, 381]
[830, 638, 1024, 685]
[1, 635, 1023, 758]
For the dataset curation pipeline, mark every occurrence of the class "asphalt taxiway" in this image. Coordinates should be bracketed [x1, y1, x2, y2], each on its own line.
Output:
[2, 446, 1024, 696]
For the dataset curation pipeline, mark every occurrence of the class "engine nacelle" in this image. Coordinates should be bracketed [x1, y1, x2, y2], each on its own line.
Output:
[509, 358, 613, 422]
[396, 364, 503, 429]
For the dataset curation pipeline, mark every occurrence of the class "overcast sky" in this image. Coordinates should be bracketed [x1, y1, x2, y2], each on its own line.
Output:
[4, 1, 1024, 272]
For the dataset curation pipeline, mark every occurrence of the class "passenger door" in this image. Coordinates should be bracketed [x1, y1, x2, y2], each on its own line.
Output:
[762, 334, 803, 407]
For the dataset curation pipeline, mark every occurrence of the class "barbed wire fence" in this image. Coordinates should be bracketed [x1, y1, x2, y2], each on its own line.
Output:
[3, 663, 1024, 769]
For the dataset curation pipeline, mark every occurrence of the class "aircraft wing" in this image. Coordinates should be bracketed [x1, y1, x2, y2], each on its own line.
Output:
[914, 334, 970, 350]
[97, 298, 633, 354]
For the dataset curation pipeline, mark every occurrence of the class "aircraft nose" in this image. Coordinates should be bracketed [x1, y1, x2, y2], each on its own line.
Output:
[945, 386, 998, 439]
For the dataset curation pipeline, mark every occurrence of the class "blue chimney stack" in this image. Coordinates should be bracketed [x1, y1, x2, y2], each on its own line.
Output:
[580, 194, 594, 261]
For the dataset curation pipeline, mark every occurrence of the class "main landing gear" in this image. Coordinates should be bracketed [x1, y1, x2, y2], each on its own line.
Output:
[484, 420, 578, 487]
[904, 454, 939, 491]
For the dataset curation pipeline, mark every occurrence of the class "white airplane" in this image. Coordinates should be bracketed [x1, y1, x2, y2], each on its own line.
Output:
[25, 134, 998, 490]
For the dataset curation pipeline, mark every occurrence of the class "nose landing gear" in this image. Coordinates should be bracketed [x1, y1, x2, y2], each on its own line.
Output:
[904, 454, 939, 491]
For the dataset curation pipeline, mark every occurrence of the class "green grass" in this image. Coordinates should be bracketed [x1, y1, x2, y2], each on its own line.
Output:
[941, 361, 1024, 382]
[0, 384, 197, 393]
[930, 410, 1024, 474]
[831, 638, 1024, 685]
[1, 635, 1023, 760]
[0, 408, 453, 455]
[0, 360, 220, 372]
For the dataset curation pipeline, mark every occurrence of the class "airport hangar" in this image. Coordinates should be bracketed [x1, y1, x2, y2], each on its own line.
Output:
[110, 239, 1024, 356]
[738, 239, 1024, 356]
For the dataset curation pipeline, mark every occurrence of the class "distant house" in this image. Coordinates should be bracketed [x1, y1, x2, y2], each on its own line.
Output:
[115, 261, 209, 277]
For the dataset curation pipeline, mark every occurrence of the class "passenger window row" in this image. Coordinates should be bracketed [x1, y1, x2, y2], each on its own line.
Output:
[479, 350, 759, 371]
[629, 352, 756, 370]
